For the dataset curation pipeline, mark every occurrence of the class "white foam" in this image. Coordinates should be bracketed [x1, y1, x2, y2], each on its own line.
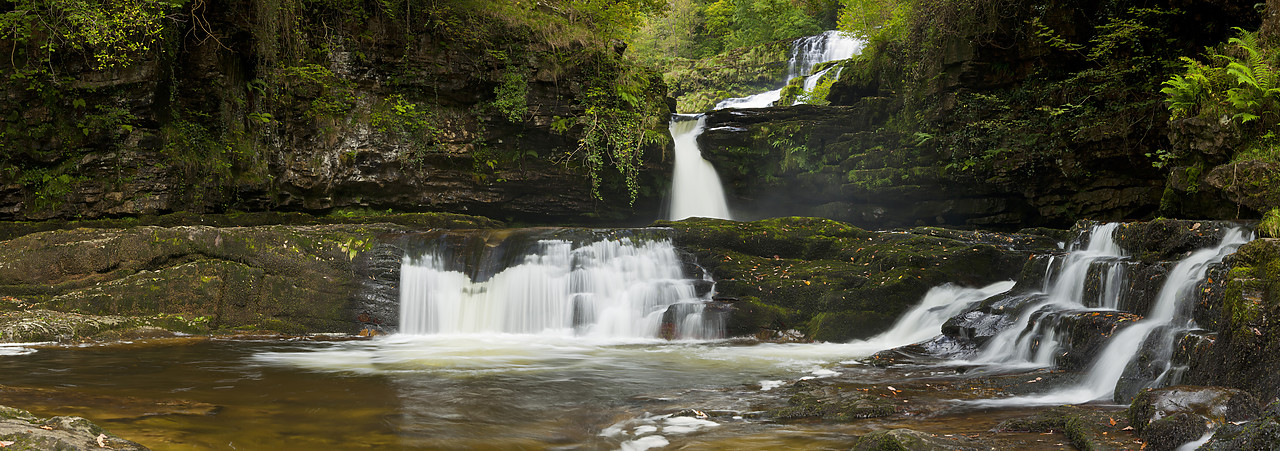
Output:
[620, 435, 669, 451]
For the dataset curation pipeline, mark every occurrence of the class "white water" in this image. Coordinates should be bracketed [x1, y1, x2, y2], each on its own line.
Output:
[839, 281, 1015, 355]
[973, 228, 1251, 406]
[714, 30, 864, 110]
[399, 236, 720, 339]
[973, 223, 1127, 367]
[668, 115, 732, 220]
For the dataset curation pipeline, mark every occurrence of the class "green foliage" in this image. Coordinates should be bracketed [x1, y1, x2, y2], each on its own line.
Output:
[568, 61, 667, 204]
[1163, 28, 1280, 162]
[796, 77, 835, 105]
[1261, 208, 1280, 238]
[493, 66, 530, 123]
[837, 0, 909, 43]
[628, 0, 835, 65]
[280, 64, 356, 118]
[0, 0, 183, 70]
[371, 94, 444, 165]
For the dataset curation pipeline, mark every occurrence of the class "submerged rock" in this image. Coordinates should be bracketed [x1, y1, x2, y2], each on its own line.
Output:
[0, 405, 147, 450]
[768, 380, 897, 421]
[850, 429, 982, 451]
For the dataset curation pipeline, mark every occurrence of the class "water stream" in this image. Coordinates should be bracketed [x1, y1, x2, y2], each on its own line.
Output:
[970, 226, 1251, 406]
[0, 224, 1252, 449]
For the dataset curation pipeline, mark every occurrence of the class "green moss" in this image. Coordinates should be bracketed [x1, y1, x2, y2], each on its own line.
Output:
[771, 390, 896, 421]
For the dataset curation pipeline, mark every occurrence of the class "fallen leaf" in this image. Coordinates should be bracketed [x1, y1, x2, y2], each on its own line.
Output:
[1122, 426, 1134, 431]
[1109, 417, 1116, 426]
[0, 441, 13, 448]
[39, 426, 52, 430]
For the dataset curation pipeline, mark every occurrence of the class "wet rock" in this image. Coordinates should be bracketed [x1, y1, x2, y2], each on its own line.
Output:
[850, 429, 982, 451]
[1111, 219, 1242, 263]
[1141, 412, 1208, 451]
[1199, 399, 1280, 450]
[1127, 386, 1261, 444]
[0, 405, 147, 450]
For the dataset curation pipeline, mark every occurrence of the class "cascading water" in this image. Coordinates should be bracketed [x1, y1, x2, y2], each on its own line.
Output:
[973, 223, 1128, 367]
[668, 114, 732, 220]
[714, 30, 864, 110]
[841, 281, 1015, 355]
[971, 227, 1252, 406]
[667, 31, 863, 220]
[399, 231, 722, 340]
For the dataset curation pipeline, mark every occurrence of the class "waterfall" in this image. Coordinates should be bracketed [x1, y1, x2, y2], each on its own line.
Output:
[970, 227, 1252, 406]
[714, 30, 864, 110]
[668, 114, 732, 220]
[974, 223, 1127, 366]
[667, 31, 863, 219]
[842, 281, 1014, 355]
[399, 232, 722, 340]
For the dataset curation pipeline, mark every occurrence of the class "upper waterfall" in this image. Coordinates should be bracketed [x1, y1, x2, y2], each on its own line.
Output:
[714, 30, 864, 110]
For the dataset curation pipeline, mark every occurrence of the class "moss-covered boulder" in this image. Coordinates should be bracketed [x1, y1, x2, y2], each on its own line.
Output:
[656, 217, 1050, 341]
[1127, 385, 1261, 449]
[1200, 399, 1280, 450]
[0, 223, 412, 335]
[0, 405, 147, 450]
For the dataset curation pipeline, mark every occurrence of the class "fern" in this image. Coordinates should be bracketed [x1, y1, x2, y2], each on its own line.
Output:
[1218, 29, 1280, 123]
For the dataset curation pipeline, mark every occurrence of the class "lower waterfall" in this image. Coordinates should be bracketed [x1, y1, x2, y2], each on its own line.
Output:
[971, 227, 1252, 405]
[398, 230, 723, 340]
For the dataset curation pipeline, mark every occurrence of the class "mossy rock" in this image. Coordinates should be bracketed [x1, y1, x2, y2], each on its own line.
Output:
[806, 310, 894, 343]
[1200, 399, 1280, 450]
[0, 405, 147, 450]
[0, 224, 409, 335]
[662, 217, 1035, 341]
[769, 383, 897, 422]
[0, 211, 501, 241]
[850, 429, 982, 451]
[995, 405, 1112, 451]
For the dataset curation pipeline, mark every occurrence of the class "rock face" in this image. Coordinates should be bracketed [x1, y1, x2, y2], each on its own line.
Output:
[0, 220, 433, 337]
[0, 405, 147, 450]
[698, 103, 1164, 230]
[0, 2, 669, 224]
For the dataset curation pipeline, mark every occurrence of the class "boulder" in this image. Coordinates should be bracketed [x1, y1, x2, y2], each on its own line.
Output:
[0, 405, 147, 450]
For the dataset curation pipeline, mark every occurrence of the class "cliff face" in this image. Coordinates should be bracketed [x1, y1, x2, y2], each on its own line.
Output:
[0, 1, 670, 224]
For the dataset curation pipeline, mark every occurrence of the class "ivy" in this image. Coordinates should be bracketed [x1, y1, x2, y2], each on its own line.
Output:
[569, 60, 667, 204]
